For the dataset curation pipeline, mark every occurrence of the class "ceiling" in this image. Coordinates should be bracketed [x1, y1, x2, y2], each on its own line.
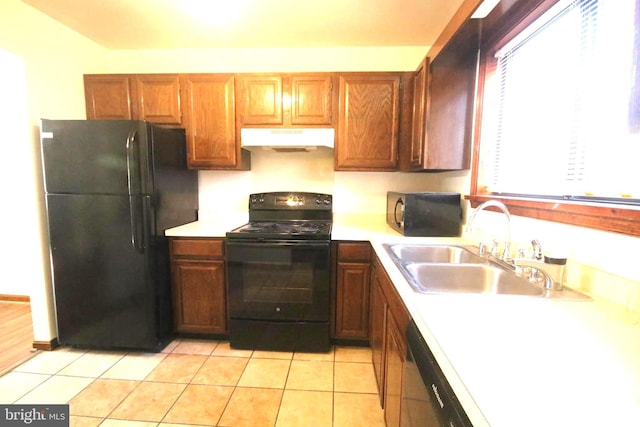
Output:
[22, 0, 466, 50]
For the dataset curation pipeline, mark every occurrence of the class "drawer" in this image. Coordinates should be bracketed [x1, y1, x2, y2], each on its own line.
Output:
[171, 238, 224, 258]
[337, 242, 371, 261]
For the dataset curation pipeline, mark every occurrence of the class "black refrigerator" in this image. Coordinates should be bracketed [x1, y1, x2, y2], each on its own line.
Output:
[40, 119, 198, 351]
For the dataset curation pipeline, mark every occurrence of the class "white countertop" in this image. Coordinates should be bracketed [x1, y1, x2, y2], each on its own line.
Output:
[166, 215, 640, 427]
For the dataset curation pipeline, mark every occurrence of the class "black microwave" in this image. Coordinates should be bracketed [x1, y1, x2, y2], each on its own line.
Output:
[386, 192, 462, 237]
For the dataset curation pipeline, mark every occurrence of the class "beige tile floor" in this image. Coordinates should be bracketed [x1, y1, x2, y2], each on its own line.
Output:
[0, 339, 385, 427]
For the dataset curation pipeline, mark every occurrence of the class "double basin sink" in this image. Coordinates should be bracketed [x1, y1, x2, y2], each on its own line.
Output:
[384, 244, 590, 300]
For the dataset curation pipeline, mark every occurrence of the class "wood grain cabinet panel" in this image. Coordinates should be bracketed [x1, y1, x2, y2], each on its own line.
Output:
[407, 56, 430, 170]
[290, 74, 334, 125]
[236, 73, 335, 128]
[84, 73, 182, 126]
[370, 253, 410, 418]
[135, 74, 182, 125]
[84, 75, 135, 120]
[370, 265, 387, 406]
[180, 74, 248, 169]
[384, 312, 405, 427]
[236, 74, 284, 125]
[336, 73, 401, 171]
[171, 259, 226, 334]
[334, 242, 371, 341]
[170, 238, 227, 335]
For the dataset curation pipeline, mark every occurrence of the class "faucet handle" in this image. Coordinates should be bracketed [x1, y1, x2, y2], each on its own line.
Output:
[531, 239, 543, 260]
[490, 239, 500, 257]
[478, 242, 487, 255]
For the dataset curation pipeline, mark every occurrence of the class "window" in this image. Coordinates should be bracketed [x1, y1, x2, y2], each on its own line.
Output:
[471, 0, 640, 236]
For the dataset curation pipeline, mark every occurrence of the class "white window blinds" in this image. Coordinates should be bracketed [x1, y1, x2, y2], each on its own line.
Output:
[477, 0, 640, 203]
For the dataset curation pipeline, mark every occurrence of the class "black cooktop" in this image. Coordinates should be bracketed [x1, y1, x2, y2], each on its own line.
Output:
[227, 221, 332, 240]
[227, 192, 333, 240]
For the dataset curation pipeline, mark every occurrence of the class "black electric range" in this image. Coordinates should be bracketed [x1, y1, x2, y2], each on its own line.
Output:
[225, 192, 333, 352]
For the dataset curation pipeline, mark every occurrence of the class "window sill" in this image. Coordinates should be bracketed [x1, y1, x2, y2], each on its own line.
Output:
[465, 195, 640, 237]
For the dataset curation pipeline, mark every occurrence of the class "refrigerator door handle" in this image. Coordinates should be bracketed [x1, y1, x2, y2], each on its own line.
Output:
[126, 131, 144, 253]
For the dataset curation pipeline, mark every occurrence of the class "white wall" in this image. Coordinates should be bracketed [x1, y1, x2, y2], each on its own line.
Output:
[100, 46, 428, 73]
[0, 0, 106, 343]
[0, 50, 36, 297]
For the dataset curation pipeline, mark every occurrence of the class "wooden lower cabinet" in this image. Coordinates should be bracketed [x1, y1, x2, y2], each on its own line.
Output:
[370, 264, 387, 404]
[370, 253, 410, 425]
[384, 311, 406, 427]
[170, 238, 227, 334]
[334, 242, 371, 341]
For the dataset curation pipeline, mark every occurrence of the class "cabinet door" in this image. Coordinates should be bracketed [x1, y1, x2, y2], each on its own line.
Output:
[290, 74, 334, 125]
[135, 75, 182, 125]
[384, 312, 405, 427]
[236, 74, 284, 125]
[336, 73, 400, 171]
[335, 261, 371, 340]
[171, 259, 227, 334]
[410, 57, 430, 169]
[181, 74, 239, 169]
[84, 75, 134, 120]
[370, 268, 387, 405]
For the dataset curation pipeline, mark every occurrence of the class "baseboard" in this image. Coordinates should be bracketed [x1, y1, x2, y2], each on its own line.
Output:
[0, 294, 30, 303]
[32, 339, 59, 351]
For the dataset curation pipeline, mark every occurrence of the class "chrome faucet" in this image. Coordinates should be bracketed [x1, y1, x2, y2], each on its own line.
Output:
[513, 259, 555, 289]
[466, 200, 511, 260]
[512, 240, 566, 291]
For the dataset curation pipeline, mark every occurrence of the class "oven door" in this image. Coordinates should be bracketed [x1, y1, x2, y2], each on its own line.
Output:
[226, 239, 331, 322]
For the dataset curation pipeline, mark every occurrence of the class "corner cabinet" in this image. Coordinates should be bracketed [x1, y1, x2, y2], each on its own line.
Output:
[334, 242, 371, 341]
[370, 252, 410, 427]
[169, 238, 227, 335]
[180, 74, 250, 170]
[335, 73, 412, 171]
[235, 73, 336, 127]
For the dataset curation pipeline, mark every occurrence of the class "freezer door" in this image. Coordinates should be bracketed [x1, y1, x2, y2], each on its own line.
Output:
[46, 193, 169, 350]
[40, 119, 149, 196]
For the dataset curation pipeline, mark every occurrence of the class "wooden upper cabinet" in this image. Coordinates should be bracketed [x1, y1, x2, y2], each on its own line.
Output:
[236, 73, 335, 127]
[84, 75, 135, 120]
[335, 73, 401, 171]
[135, 75, 182, 125]
[181, 74, 249, 170]
[84, 73, 182, 125]
[236, 74, 284, 125]
[408, 56, 430, 170]
[290, 74, 334, 125]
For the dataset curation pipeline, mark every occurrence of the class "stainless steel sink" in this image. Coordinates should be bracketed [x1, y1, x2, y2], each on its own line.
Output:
[403, 263, 544, 296]
[384, 244, 485, 264]
[383, 243, 590, 299]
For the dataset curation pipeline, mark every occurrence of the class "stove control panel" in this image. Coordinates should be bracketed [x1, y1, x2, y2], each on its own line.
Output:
[248, 192, 332, 210]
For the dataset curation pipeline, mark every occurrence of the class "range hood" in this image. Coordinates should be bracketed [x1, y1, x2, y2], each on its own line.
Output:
[240, 128, 335, 152]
